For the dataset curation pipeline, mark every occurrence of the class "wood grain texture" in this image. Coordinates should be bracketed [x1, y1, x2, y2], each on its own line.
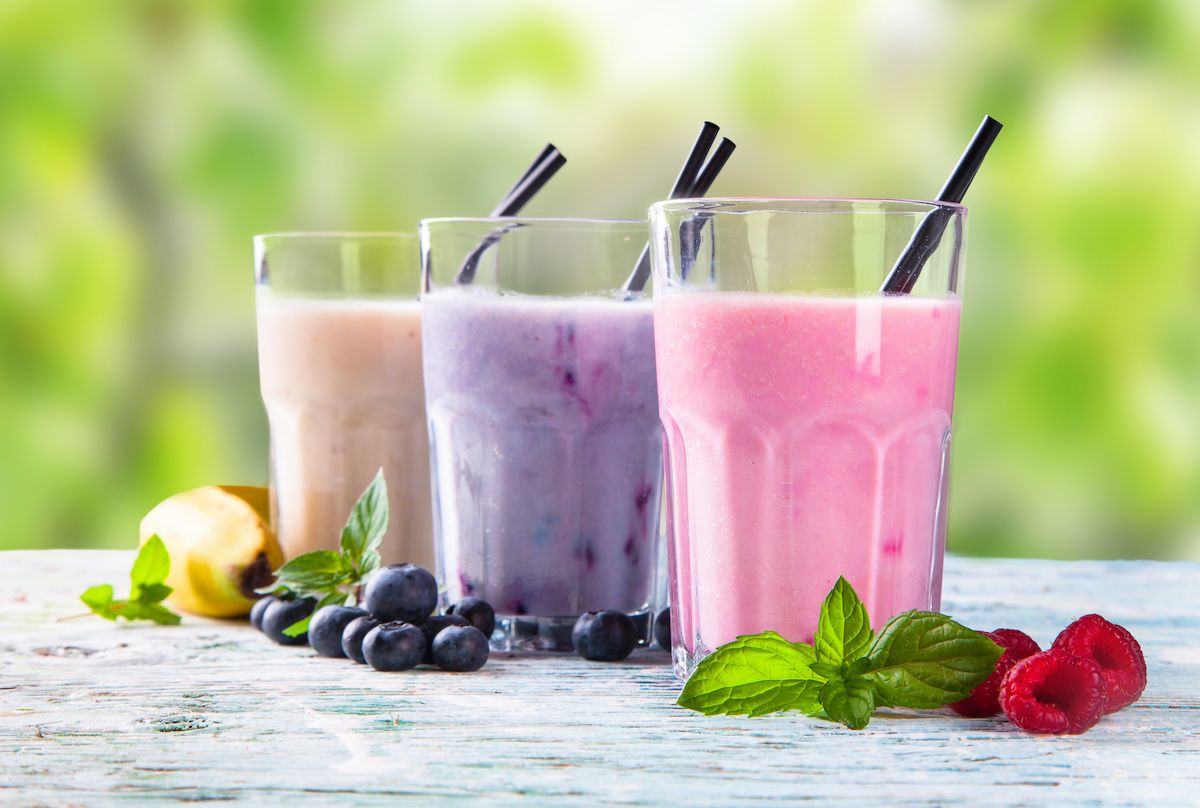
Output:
[0, 550, 1197, 806]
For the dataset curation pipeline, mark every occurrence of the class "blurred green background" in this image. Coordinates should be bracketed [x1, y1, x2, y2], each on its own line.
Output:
[2, 1, 1198, 559]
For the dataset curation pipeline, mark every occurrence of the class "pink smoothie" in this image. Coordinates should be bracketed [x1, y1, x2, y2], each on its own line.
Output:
[655, 292, 962, 671]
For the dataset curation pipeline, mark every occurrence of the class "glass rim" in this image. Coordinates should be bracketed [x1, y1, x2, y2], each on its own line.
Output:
[650, 196, 967, 215]
[253, 231, 418, 245]
[420, 216, 645, 229]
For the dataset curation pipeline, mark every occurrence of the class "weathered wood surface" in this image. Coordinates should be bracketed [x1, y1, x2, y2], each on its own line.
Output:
[0, 551, 1197, 806]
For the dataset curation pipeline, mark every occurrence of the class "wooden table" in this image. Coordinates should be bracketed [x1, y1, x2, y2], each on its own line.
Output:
[1, 551, 1197, 805]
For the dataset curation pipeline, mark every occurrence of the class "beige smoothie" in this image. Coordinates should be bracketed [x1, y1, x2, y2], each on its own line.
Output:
[255, 288, 433, 568]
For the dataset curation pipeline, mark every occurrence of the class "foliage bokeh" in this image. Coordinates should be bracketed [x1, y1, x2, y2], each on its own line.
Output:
[2, 1, 1198, 559]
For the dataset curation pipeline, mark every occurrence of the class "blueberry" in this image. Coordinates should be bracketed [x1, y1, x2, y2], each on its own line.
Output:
[341, 615, 381, 664]
[432, 626, 489, 672]
[572, 610, 637, 662]
[249, 595, 276, 631]
[447, 597, 496, 638]
[420, 614, 470, 663]
[362, 621, 425, 672]
[261, 597, 317, 646]
[654, 608, 672, 651]
[363, 564, 438, 624]
[308, 605, 368, 658]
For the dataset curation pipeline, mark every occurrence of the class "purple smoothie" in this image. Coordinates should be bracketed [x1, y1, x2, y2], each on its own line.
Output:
[422, 289, 661, 648]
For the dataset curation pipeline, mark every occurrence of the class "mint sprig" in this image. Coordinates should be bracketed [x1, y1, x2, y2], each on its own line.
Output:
[79, 535, 182, 625]
[677, 576, 1003, 729]
[260, 469, 388, 637]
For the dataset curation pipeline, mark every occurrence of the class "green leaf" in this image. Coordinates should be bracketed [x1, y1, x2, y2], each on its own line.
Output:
[130, 535, 171, 588]
[340, 469, 389, 562]
[274, 550, 349, 593]
[78, 544, 181, 625]
[845, 657, 873, 677]
[814, 576, 873, 665]
[111, 600, 143, 620]
[139, 602, 183, 626]
[677, 632, 826, 717]
[80, 584, 116, 619]
[358, 548, 381, 579]
[819, 676, 876, 730]
[134, 583, 174, 604]
[863, 611, 1005, 709]
[809, 662, 840, 679]
[81, 584, 113, 609]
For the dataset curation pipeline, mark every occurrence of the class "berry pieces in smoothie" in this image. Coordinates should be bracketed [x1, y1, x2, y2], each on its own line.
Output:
[363, 564, 437, 624]
[1052, 614, 1147, 713]
[1000, 649, 1106, 734]
[572, 610, 637, 662]
[950, 628, 1040, 717]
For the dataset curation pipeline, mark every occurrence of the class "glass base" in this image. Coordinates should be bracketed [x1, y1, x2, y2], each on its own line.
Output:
[672, 641, 713, 680]
[492, 610, 653, 652]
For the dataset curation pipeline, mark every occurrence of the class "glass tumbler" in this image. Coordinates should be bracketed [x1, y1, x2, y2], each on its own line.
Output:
[648, 198, 967, 678]
[254, 233, 434, 569]
[420, 217, 663, 650]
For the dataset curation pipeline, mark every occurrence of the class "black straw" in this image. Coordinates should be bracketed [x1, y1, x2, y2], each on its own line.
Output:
[456, 144, 567, 284]
[678, 138, 736, 281]
[497, 144, 557, 212]
[668, 122, 719, 200]
[492, 148, 566, 217]
[880, 115, 1002, 294]
[622, 123, 734, 293]
[690, 138, 736, 196]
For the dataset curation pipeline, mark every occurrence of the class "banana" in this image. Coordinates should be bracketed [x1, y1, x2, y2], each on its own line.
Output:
[139, 486, 283, 618]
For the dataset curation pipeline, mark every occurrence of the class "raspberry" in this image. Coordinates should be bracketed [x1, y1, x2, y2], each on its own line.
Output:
[950, 628, 1041, 717]
[1053, 613, 1147, 713]
[1000, 649, 1106, 734]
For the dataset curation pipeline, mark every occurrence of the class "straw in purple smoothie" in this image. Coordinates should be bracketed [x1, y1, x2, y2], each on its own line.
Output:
[879, 115, 1002, 294]
[456, 144, 567, 284]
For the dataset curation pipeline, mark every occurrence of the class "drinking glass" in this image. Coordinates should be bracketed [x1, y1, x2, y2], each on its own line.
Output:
[648, 198, 967, 678]
[254, 233, 433, 569]
[420, 217, 662, 650]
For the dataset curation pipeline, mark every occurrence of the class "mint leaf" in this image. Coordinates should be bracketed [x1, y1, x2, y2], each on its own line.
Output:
[80, 584, 116, 619]
[809, 662, 840, 679]
[863, 611, 1004, 709]
[130, 535, 170, 588]
[677, 632, 826, 717]
[340, 469, 388, 568]
[138, 602, 183, 626]
[274, 550, 348, 592]
[79, 545, 181, 625]
[814, 576, 873, 665]
[135, 583, 173, 604]
[819, 676, 875, 730]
